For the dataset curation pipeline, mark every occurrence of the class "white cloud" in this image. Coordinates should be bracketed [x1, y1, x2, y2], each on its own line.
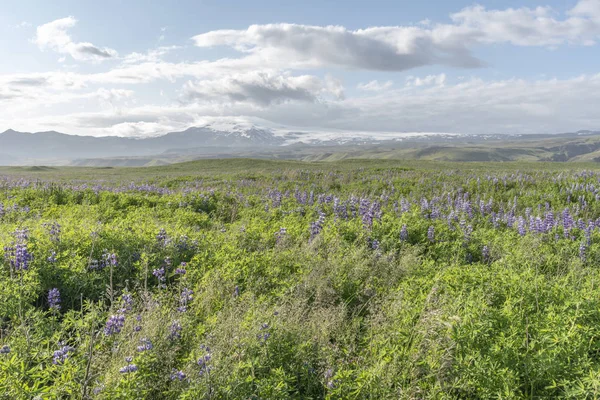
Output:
[357, 80, 394, 91]
[406, 74, 446, 87]
[192, 23, 482, 71]
[192, 1, 600, 71]
[34, 17, 117, 61]
[4, 73, 600, 137]
[181, 70, 344, 106]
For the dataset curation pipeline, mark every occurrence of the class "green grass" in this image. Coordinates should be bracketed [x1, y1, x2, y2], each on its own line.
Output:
[1, 159, 600, 398]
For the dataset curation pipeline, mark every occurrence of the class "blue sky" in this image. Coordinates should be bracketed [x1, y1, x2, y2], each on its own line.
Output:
[1, 0, 600, 136]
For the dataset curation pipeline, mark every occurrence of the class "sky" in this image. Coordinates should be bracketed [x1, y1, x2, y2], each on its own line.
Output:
[1, 0, 600, 137]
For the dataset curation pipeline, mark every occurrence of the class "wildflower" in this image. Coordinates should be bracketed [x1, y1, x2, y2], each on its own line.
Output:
[44, 222, 61, 242]
[175, 262, 187, 275]
[275, 227, 287, 243]
[197, 345, 212, 377]
[310, 212, 326, 240]
[370, 238, 380, 250]
[102, 250, 118, 267]
[233, 285, 240, 298]
[104, 314, 126, 336]
[119, 291, 133, 313]
[169, 321, 183, 340]
[178, 288, 194, 313]
[4, 229, 33, 271]
[156, 228, 169, 246]
[52, 344, 75, 365]
[257, 323, 271, 344]
[171, 369, 187, 381]
[427, 226, 435, 242]
[400, 225, 408, 242]
[152, 267, 165, 282]
[482, 246, 490, 262]
[517, 217, 527, 236]
[0, 345, 10, 354]
[133, 314, 142, 332]
[48, 288, 61, 311]
[136, 338, 153, 352]
[119, 364, 138, 374]
[580, 242, 587, 262]
[325, 368, 336, 389]
[47, 250, 57, 263]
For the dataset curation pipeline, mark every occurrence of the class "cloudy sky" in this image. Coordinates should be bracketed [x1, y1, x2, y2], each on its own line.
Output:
[1, 0, 600, 137]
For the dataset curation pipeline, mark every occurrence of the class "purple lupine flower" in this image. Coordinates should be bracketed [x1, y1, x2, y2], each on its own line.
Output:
[175, 262, 187, 275]
[400, 225, 408, 242]
[370, 238, 380, 250]
[52, 343, 75, 365]
[4, 229, 33, 272]
[197, 345, 212, 377]
[482, 246, 490, 263]
[178, 288, 194, 312]
[310, 212, 326, 240]
[275, 227, 287, 244]
[134, 314, 142, 332]
[427, 226, 435, 242]
[233, 285, 240, 298]
[0, 345, 10, 354]
[102, 250, 118, 268]
[47, 250, 57, 263]
[517, 217, 526, 236]
[119, 291, 133, 314]
[257, 322, 271, 344]
[325, 368, 336, 389]
[152, 267, 165, 282]
[580, 242, 587, 262]
[156, 228, 170, 247]
[563, 209, 574, 230]
[168, 321, 182, 340]
[48, 288, 61, 311]
[119, 363, 138, 374]
[44, 222, 61, 242]
[170, 369, 187, 381]
[463, 225, 473, 242]
[104, 314, 126, 336]
[136, 338, 153, 352]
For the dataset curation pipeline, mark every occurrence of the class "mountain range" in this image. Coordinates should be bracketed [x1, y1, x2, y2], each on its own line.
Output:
[2, 124, 600, 166]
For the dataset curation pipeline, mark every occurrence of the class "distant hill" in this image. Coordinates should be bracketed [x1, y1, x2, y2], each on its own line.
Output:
[1, 124, 600, 166]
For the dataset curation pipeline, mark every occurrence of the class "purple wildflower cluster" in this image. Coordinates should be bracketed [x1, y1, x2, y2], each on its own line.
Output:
[119, 357, 138, 374]
[88, 250, 117, 272]
[400, 225, 408, 242]
[4, 229, 33, 271]
[52, 343, 75, 365]
[156, 228, 170, 247]
[310, 212, 326, 240]
[257, 323, 271, 344]
[0, 345, 10, 354]
[175, 262, 187, 275]
[43, 222, 61, 242]
[171, 369, 187, 381]
[169, 321, 183, 341]
[104, 314, 126, 336]
[136, 338, 153, 352]
[178, 288, 194, 313]
[197, 345, 212, 377]
[275, 227, 287, 244]
[47, 250, 57, 263]
[48, 288, 61, 311]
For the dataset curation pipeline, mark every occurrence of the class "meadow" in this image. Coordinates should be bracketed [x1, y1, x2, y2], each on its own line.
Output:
[2, 159, 600, 398]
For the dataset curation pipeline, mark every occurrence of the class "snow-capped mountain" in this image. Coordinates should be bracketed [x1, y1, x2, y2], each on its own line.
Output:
[1, 122, 599, 165]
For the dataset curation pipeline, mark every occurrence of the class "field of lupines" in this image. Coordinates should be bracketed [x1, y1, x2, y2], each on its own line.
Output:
[3, 159, 600, 398]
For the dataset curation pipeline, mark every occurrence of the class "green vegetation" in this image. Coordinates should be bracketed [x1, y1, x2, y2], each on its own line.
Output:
[2, 159, 600, 398]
